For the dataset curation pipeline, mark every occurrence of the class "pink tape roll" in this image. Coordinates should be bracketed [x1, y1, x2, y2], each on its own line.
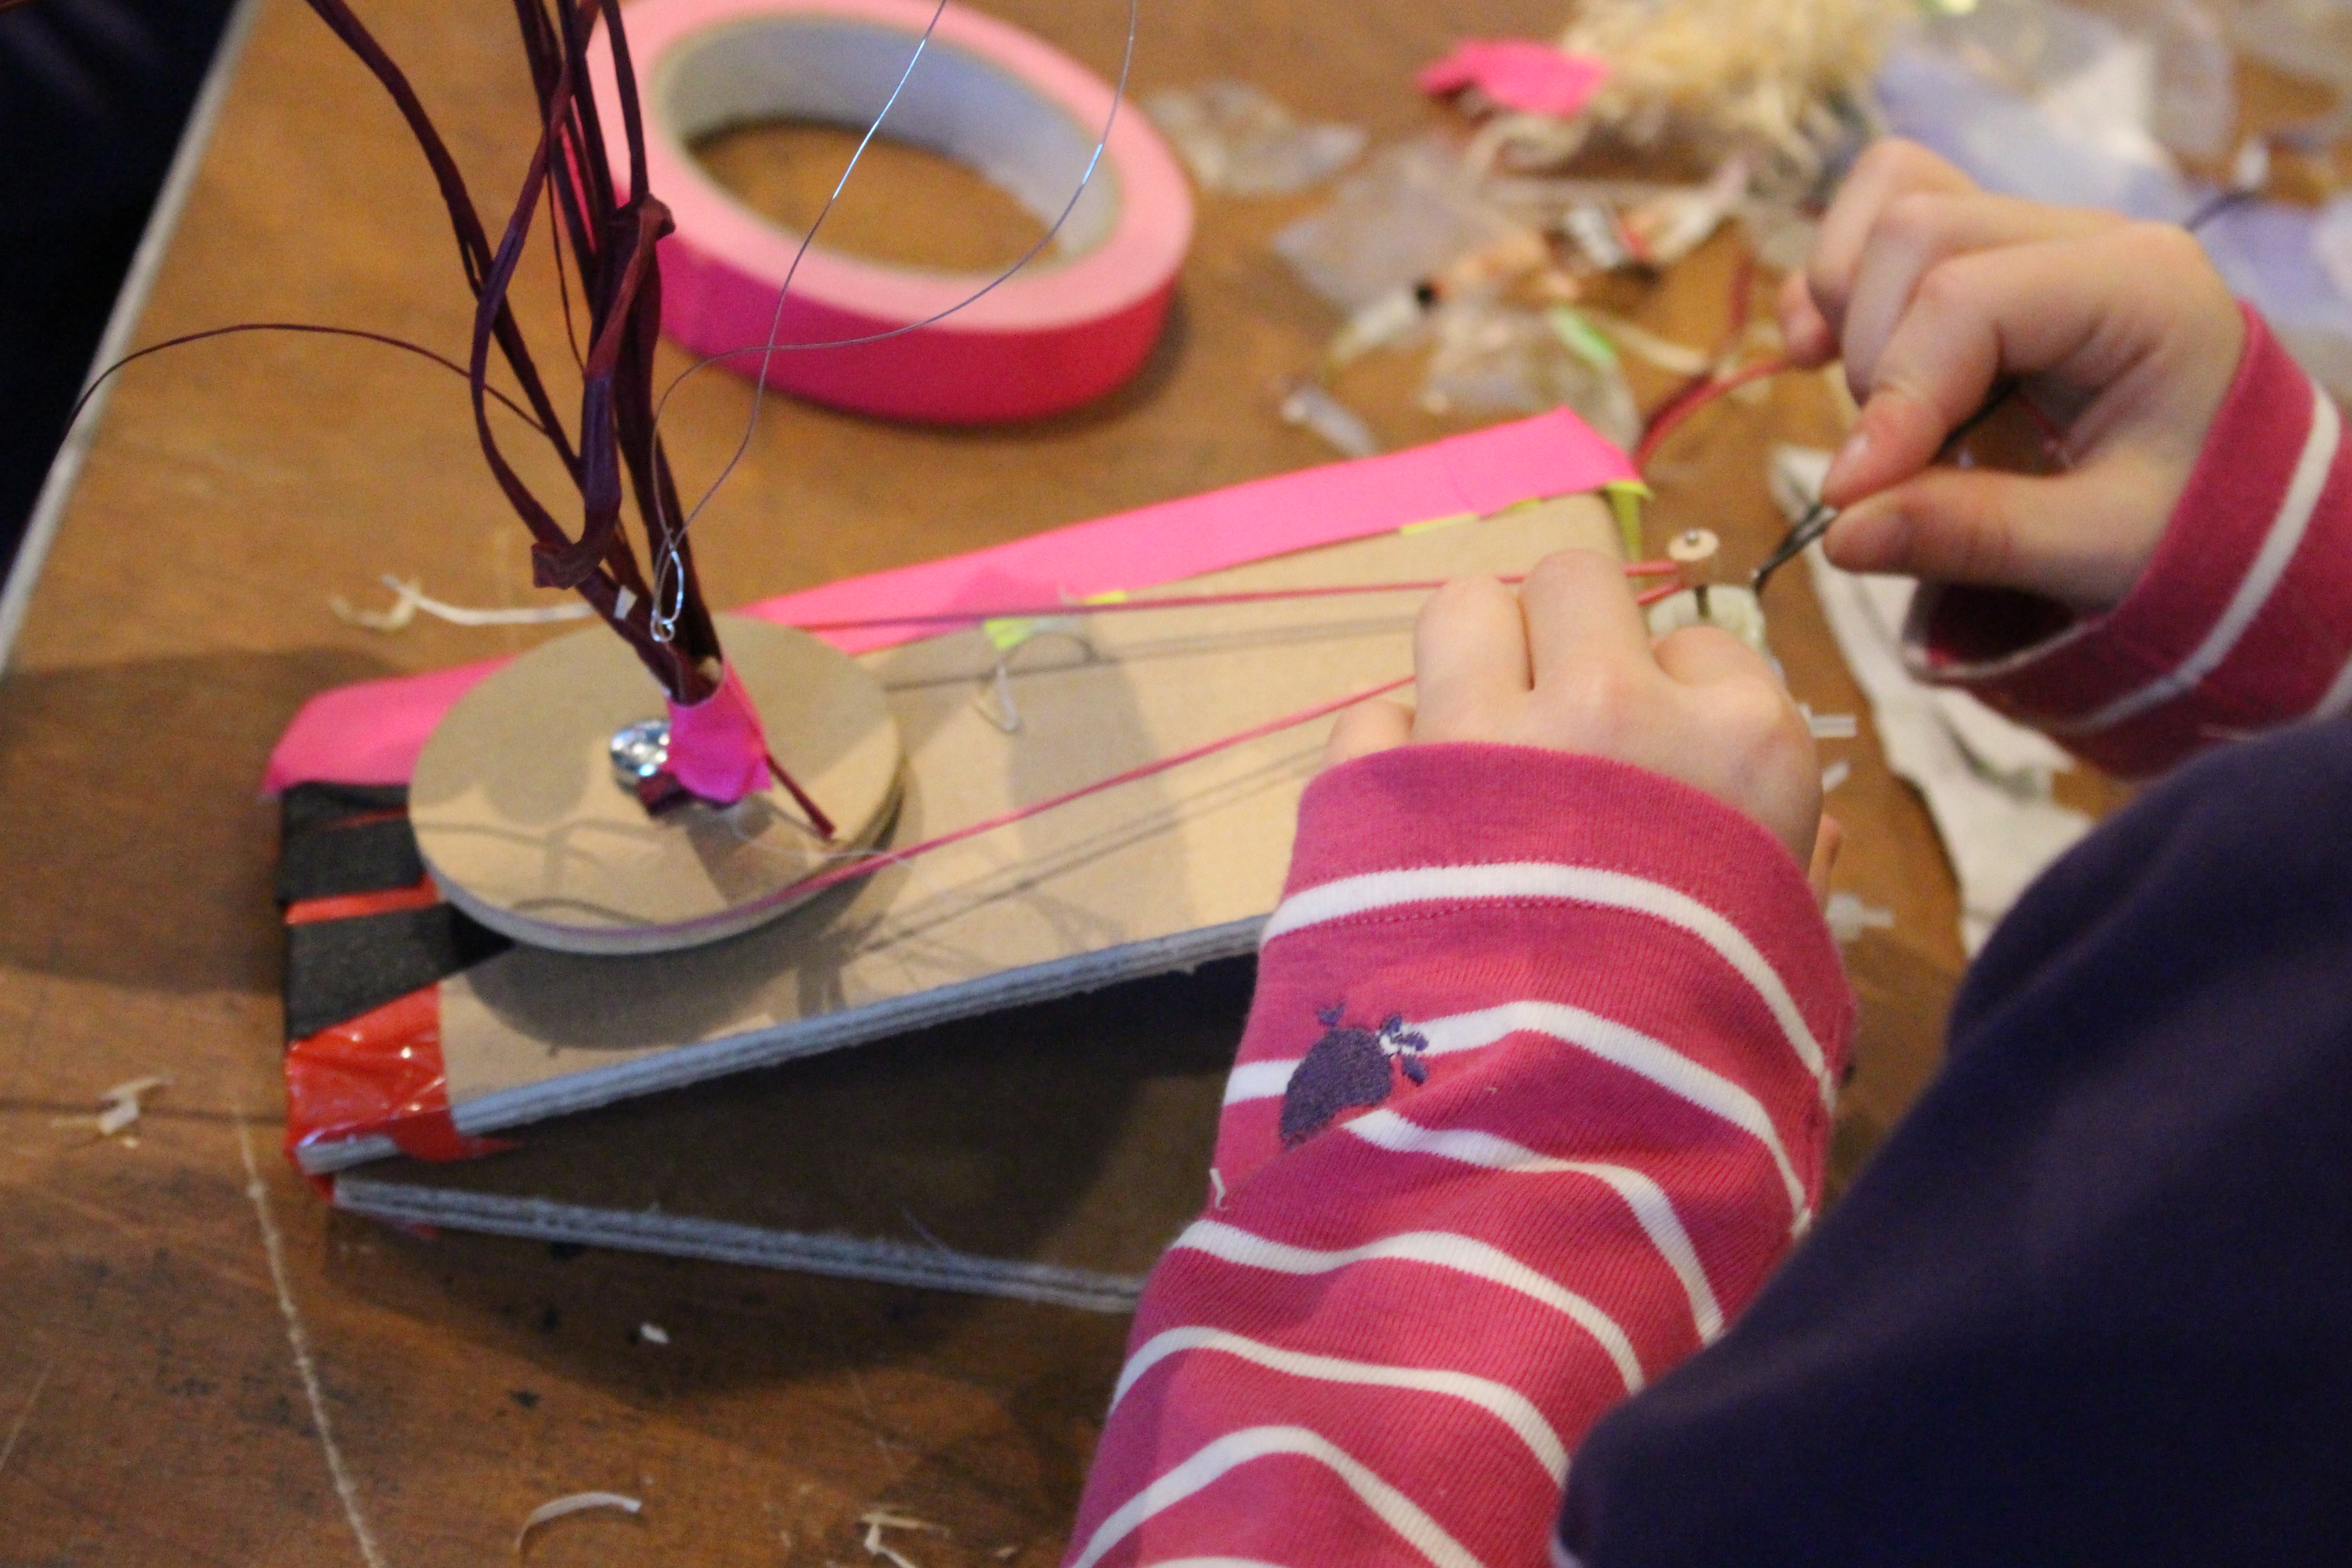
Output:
[589, 0, 1193, 423]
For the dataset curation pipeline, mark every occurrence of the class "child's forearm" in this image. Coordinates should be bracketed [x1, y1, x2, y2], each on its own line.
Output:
[1908, 312, 2352, 776]
[1061, 743, 1850, 1568]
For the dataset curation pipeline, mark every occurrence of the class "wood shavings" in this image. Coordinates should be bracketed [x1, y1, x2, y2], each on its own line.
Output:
[54, 1077, 169, 1141]
[859, 1509, 945, 1568]
[1472, 0, 1903, 184]
[331, 574, 595, 632]
[516, 1491, 642, 1556]
[97, 1075, 167, 1137]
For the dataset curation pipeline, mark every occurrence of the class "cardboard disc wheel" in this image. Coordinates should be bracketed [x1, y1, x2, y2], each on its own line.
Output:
[410, 615, 901, 954]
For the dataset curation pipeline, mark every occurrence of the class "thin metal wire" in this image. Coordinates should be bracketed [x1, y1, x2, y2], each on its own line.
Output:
[647, 0, 1142, 638]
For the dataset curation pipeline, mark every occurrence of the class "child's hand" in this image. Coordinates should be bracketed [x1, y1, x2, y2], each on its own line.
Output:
[1781, 139, 2246, 610]
[1326, 549, 1832, 883]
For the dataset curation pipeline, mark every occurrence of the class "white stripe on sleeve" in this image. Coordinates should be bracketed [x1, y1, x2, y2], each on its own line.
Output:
[2056, 385, 2341, 736]
[1259, 862, 1833, 1106]
[1220, 999, 1811, 1230]
[1068, 1426, 1487, 1568]
[1343, 1111, 1725, 1342]
[1112, 1327, 1569, 1483]
[1171, 1221, 1645, 1392]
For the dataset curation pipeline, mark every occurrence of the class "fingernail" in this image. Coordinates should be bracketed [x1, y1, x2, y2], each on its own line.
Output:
[1822, 427, 1869, 499]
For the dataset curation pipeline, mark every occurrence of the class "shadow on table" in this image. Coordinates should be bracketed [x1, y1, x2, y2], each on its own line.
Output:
[0, 646, 392, 994]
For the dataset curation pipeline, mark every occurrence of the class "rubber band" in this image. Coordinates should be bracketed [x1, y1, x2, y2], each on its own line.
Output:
[786, 672, 1418, 900]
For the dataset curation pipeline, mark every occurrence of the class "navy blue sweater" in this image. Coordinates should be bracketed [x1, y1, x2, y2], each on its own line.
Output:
[1565, 709, 2352, 1563]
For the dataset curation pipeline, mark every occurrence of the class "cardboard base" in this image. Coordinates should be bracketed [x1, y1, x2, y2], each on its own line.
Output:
[410, 617, 902, 954]
[293, 495, 1620, 1174]
[327, 957, 1252, 1311]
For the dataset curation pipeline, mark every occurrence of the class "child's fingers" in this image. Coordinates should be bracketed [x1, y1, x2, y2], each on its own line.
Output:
[1825, 461, 2170, 608]
[1822, 230, 2192, 506]
[1778, 270, 1837, 368]
[1516, 547, 1654, 687]
[1835, 193, 2120, 401]
[1413, 576, 1531, 728]
[1650, 622, 1779, 689]
[1806, 140, 1978, 340]
[1322, 698, 1415, 770]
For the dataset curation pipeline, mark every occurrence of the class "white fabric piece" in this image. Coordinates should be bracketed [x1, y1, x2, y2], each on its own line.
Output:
[1778, 446, 2093, 953]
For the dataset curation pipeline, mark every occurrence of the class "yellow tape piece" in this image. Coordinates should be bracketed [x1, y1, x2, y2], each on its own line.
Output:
[1604, 481, 1650, 561]
[982, 617, 1041, 652]
[1399, 511, 1478, 536]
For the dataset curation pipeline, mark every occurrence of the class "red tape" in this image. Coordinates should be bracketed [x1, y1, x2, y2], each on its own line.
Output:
[283, 987, 514, 1181]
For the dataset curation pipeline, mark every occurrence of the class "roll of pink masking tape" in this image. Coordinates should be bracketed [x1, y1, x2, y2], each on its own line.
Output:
[588, 0, 1193, 423]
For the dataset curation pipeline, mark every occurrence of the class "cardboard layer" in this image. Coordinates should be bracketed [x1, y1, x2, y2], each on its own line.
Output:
[299, 495, 1618, 1173]
[411, 618, 902, 952]
[333, 959, 1256, 1311]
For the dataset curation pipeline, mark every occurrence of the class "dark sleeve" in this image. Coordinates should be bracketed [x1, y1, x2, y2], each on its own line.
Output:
[1557, 710, 2352, 1565]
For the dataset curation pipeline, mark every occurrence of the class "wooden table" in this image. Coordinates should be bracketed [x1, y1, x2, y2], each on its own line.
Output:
[0, 0, 1982, 1561]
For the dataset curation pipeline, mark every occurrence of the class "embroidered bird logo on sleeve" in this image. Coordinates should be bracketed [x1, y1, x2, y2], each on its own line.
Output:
[1279, 1006, 1430, 1148]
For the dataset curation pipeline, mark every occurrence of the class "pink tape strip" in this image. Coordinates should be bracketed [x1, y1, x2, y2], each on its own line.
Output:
[1418, 39, 1608, 119]
[664, 664, 773, 804]
[262, 408, 1634, 792]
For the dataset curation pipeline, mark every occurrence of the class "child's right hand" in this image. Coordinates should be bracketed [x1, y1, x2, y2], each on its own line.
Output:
[1781, 140, 2247, 610]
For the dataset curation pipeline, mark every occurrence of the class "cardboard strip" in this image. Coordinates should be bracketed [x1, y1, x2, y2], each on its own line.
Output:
[262, 409, 1635, 793]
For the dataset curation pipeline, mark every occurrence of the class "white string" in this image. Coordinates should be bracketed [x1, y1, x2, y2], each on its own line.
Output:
[644, 0, 1142, 640]
[331, 574, 595, 630]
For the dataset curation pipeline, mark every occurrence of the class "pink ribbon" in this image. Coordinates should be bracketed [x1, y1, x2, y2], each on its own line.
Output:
[1418, 39, 1608, 119]
[662, 664, 772, 805]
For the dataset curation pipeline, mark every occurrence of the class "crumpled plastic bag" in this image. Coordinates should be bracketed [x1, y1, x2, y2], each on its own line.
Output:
[1144, 80, 1366, 196]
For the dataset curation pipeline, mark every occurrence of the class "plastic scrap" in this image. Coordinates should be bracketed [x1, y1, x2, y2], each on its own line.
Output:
[1776, 445, 2092, 952]
[515, 1492, 642, 1556]
[1273, 138, 1533, 314]
[1143, 80, 1366, 196]
[1279, 380, 1380, 459]
[859, 1509, 946, 1568]
[1877, 0, 2352, 397]
[1825, 891, 1897, 944]
[1420, 298, 1642, 449]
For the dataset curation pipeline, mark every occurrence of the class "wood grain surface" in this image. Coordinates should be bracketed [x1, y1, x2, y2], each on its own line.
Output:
[0, 0, 2114, 1559]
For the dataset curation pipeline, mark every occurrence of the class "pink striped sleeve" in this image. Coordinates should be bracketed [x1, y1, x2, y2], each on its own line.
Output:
[1062, 742, 1852, 1568]
[1906, 308, 2352, 777]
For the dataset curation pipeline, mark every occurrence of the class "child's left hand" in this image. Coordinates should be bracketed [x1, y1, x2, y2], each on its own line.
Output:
[1324, 548, 1836, 891]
